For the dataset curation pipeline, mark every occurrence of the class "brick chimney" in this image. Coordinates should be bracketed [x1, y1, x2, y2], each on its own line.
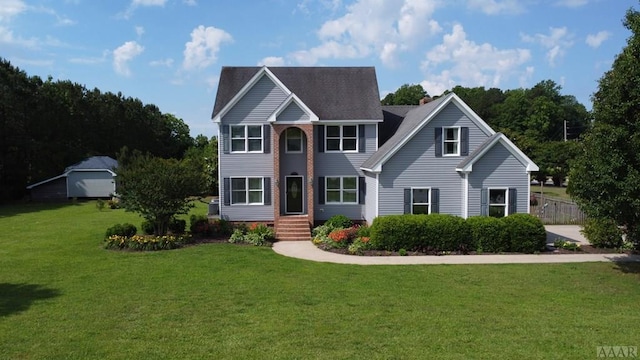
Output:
[419, 96, 432, 105]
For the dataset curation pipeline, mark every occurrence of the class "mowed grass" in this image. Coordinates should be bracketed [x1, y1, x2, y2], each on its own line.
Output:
[532, 185, 571, 201]
[1, 202, 639, 359]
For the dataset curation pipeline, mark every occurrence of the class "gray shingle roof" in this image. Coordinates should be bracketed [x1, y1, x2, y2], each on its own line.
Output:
[65, 156, 118, 172]
[362, 95, 450, 170]
[212, 66, 383, 121]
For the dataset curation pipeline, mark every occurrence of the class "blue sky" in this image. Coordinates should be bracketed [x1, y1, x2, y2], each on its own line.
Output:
[1, 0, 636, 137]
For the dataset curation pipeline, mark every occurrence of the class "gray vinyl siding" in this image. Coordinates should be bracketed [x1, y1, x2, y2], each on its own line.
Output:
[279, 131, 307, 214]
[378, 103, 490, 217]
[363, 172, 377, 224]
[467, 143, 530, 216]
[278, 102, 310, 122]
[314, 123, 376, 221]
[67, 171, 115, 198]
[219, 74, 284, 221]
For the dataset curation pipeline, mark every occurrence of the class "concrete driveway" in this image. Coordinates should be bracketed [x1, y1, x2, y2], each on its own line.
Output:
[545, 225, 589, 245]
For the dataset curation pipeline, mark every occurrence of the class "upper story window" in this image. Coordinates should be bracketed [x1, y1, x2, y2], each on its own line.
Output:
[443, 127, 459, 156]
[326, 125, 357, 152]
[231, 125, 263, 153]
[286, 127, 303, 153]
[488, 188, 507, 217]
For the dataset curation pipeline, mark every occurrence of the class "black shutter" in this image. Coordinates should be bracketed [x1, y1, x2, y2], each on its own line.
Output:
[317, 125, 325, 153]
[480, 188, 488, 216]
[431, 188, 439, 214]
[508, 188, 517, 215]
[404, 188, 411, 214]
[359, 176, 366, 204]
[318, 177, 325, 204]
[358, 125, 365, 153]
[460, 127, 469, 156]
[222, 125, 230, 154]
[264, 177, 271, 205]
[263, 125, 270, 154]
[435, 127, 442, 157]
[223, 178, 230, 206]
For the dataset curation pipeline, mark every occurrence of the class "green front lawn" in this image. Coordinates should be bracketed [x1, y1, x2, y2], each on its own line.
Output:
[1, 201, 639, 359]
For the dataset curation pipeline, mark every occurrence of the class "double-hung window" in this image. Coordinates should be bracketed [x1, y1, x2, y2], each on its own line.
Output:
[285, 127, 303, 153]
[231, 125, 263, 153]
[326, 125, 357, 152]
[488, 188, 507, 217]
[325, 176, 357, 204]
[412, 188, 430, 214]
[443, 127, 459, 156]
[231, 177, 264, 205]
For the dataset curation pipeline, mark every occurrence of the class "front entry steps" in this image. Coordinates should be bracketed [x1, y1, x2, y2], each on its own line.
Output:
[276, 215, 311, 241]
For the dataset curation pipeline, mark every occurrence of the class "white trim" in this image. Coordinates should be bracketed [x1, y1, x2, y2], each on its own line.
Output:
[26, 169, 117, 190]
[267, 93, 319, 123]
[367, 93, 495, 172]
[325, 176, 358, 205]
[375, 173, 380, 219]
[526, 172, 532, 215]
[316, 119, 382, 124]
[218, 131, 224, 217]
[442, 126, 461, 157]
[374, 122, 379, 152]
[410, 187, 431, 214]
[325, 124, 358, 153]
[230, 176, 265, 205]
[213, 66, 291, 123]
[285, 127, 303, 154]
[285, 175, 304, 214]
[462, 173, 469, 219]
[230, 125, 264, 153]
[488, 187, 509, 217]
[455, 134, 539, 173]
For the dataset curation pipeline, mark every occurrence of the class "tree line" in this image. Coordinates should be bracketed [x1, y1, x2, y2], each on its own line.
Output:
[382, 80, 592, 186]
[0, 58, 217, 202]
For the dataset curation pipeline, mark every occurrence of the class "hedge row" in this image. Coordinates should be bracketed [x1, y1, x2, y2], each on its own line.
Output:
[369, 213, 546, 253]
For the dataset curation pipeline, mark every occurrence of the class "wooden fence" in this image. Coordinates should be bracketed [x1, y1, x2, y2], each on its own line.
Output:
[530, 194, 587, 225]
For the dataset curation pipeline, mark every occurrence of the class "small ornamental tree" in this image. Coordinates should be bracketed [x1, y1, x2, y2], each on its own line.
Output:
[116, 150, 206, 236]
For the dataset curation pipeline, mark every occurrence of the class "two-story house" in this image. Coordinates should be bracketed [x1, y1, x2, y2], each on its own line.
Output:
[212, 66, 538, 240]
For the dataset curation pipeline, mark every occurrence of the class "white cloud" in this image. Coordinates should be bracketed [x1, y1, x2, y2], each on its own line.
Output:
[150, 58, 174, 67]
[467, 0, 525, 15]
[420, 23, 531, 96]
[521, 26, 573, 66]
[554, 0, 589, 7]
[0, 0, 27, 22]
[289, 0, 440, 66]
[113, 41, 144, 76]
[0, 25, 36, 47]
[123, 0, 167, 18]
[182, 25, 233, 70]
[135, 26, 145, 37]
[183, 0, 197, 5]
[586, 30, 611, 48]
[257, 56, 285, 66]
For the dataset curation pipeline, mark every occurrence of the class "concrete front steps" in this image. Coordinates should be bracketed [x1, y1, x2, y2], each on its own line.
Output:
[276, 215, 311, 241]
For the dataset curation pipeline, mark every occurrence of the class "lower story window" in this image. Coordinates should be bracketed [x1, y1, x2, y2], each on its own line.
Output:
[326, 176, 357, 204]
[412, 188, 430, 214]
[489, 188, 507, 217]
[231, 177, 263, 204]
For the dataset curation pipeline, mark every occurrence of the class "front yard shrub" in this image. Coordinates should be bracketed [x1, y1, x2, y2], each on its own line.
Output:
[421, 214, 471, 252]
[105, 223, 137, 239]
[467, 216, 509, 252]
[356, 224, 371, 237]
[104, 234, 193, 251]
[502, 214, 546, 253]
[141, 220, 154, 235]
[327, 227, 359, 248]
[228, 223, 274, 246]
[189, 215, 232, 237]
[370, 214, 469, 252]
[325, 215, 353, 229]
[168, 218, 186, 234]
[347, 236, 372, 255]
[581, 217, 623, 248]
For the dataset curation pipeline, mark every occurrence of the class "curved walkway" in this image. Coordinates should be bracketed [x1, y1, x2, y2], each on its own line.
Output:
[272, 226, 640, 265]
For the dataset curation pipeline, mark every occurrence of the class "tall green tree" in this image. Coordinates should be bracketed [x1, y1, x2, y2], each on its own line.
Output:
[184, 135, 218, 195]
[568, 5, 640, 245]
[116, 150, 206, 236]
[381, 84, 428, 105]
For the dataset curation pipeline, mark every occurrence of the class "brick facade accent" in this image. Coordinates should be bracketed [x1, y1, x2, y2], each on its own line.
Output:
[272, 124, 314, 228]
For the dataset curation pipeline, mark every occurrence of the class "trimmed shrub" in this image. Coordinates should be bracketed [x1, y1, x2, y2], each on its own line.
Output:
[502, 213, 546, 253]
[466, 216, 509, 252]
[168, 218, 186, 234]
[421, 214, 470, 252]
[356, 224, 371, 237]
[325, 215, 353, 229]
[370, 215, 423, 251]
[141, 220, 154, 235]
[104, 234, 192, 251]
[105, 223, 137, 239]
[190, 215, 209, 234]
[581, 218, 623, 248]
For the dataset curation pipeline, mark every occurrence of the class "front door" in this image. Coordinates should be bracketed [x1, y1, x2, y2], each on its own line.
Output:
[285, 176, 304, 214]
